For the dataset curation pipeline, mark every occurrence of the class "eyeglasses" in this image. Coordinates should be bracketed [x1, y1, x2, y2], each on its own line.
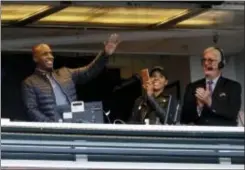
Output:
[201, 58, 218, 63]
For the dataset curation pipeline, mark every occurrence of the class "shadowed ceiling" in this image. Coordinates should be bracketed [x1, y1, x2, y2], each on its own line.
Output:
[1, 1, 244, 56]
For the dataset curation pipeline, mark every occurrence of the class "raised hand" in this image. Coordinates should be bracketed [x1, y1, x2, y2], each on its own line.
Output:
[143, 79, 154, 96]
[104, 33, 120, 55]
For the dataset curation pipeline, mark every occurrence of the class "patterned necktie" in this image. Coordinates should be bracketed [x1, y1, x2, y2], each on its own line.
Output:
[207, 80, 213, 94]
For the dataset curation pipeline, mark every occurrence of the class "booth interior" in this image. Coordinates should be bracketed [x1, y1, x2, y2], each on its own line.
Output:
[1, 1, 244, 123]
[1, 1, 244, 169]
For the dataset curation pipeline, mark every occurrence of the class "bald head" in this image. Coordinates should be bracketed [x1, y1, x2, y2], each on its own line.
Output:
[32, 44, 51, 56]
[32, 43, 54, 71]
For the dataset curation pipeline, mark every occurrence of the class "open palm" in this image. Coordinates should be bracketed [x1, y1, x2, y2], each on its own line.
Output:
[104, 33, 120, 55]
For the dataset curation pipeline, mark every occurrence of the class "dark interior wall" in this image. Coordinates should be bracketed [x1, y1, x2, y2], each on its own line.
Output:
[1, 52, 181, 122]
[1, 52, 142, 122]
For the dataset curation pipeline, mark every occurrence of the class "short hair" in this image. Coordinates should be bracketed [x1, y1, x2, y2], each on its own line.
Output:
[203, 47, 222, 62]
[32, 44, 51, 55]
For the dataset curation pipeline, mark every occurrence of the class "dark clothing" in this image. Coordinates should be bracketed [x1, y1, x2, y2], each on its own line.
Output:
[181, 76, 241, 126]
[22, 51, 108, 122]
[130, 92, 177, 124]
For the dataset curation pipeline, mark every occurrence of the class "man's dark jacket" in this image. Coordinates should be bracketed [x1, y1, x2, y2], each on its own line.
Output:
[22, 51, 108, 122]
[180, 76, 241, 126]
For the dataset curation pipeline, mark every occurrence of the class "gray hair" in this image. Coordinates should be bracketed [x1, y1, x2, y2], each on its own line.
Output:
[203, 47, 222, 62]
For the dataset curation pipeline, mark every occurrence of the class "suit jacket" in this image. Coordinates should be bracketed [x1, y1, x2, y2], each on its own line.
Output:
[181, 76, 241, 126]
[22, 51, 108, 122]
[129, 92, 177, 125]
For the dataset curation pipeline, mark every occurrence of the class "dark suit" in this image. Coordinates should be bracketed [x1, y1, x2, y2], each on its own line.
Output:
[181, 77, 241, 126]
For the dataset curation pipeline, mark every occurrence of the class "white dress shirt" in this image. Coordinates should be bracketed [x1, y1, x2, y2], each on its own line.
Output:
[206, 75, 220, 93]
[197, 75, 221, 116]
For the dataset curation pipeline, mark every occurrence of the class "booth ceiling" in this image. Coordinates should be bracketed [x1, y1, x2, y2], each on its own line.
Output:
[1, 1, 244, 29]
[1, 1, 244, 56]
